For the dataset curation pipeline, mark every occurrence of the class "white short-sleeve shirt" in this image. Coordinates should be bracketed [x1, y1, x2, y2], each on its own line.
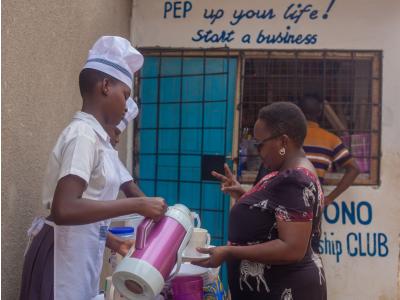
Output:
[43, 111, 134, 300]
[117, 157, 134, 185]
[41, 111, 131, 208]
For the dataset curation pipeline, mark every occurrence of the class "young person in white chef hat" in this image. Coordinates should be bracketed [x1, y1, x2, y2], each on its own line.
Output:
[19, 36, 167, 300]
[106, 96, 143, 192]
[104, 97, 146, 254]
[106, 96, 139, 149]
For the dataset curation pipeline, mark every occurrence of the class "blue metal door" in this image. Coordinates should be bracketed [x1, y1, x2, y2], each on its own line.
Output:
[137, 54, 237, 285]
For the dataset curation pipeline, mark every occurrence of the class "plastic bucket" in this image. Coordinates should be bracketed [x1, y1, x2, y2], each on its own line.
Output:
[171, 276, 203, 300]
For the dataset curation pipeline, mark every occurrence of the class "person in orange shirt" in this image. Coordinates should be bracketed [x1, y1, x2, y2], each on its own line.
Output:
[300, 95, 360, 206]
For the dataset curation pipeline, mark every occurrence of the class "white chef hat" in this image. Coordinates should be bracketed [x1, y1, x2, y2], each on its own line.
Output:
[83, 36, 144, 88]
[117, 97, 139, 133]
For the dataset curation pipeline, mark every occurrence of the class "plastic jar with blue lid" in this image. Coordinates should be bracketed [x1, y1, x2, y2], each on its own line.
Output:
[108, 226, 135, 239]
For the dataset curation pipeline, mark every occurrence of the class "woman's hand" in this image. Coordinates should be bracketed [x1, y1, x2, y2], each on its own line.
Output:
[212, 164, 245, 200]
[191, 246, 230, 268]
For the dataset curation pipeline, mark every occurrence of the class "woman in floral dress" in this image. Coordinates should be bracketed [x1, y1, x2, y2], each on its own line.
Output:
[194, 102, 327, 300]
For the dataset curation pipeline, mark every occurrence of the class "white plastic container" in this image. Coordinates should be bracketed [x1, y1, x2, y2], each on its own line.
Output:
[111, 214, 144, 239]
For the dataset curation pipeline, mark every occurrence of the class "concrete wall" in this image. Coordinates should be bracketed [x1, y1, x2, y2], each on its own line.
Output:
[131, 1, 400, 299]
[2, 1, 132, 298]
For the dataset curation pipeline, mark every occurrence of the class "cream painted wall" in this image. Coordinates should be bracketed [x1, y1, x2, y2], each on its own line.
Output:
[2, 1, 132, 299]
[132, 1, 400, 299]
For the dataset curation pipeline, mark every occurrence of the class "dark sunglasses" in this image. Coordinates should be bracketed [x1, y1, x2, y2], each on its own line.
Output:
[253, 135, 281, 151]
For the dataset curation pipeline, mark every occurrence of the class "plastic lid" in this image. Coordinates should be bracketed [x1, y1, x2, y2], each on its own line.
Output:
[108, 226, 134, 235]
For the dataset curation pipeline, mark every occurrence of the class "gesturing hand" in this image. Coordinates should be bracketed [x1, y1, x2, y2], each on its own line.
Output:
[211, 164, 245, 200]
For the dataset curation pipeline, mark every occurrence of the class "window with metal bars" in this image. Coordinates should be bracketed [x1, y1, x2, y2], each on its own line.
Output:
[238, 51, 381, 186]
[133, 49, 238, 242]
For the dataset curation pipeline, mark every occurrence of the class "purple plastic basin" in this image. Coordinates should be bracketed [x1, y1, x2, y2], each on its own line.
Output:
[172, 276, 203, 300]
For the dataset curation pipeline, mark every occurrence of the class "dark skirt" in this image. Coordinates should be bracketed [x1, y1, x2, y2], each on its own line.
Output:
[19, 223, 54, 300]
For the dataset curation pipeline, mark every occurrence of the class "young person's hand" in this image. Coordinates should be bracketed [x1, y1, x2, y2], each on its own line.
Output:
[212, 164, 245, 200]
[106, 233, 134, 256]
[118, 239, 135, 256]
[137, 197, 167, 221]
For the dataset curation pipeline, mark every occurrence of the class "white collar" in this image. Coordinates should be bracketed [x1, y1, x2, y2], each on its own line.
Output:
[73, 111, 110, 143]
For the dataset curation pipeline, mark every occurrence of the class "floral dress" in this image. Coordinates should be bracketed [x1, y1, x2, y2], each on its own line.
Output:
[227, 168, 327, 300]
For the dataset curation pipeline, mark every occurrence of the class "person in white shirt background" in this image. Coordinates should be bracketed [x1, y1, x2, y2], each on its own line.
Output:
[106, 97, 146, 200]
[19, 36, 167, 300]
[105, 97, 145, 255]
